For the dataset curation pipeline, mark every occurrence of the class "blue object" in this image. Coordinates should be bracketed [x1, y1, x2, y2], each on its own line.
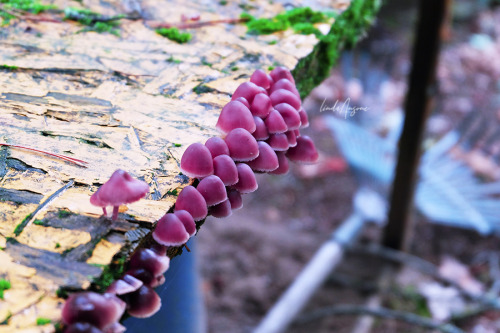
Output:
[124, 238, 206, 333]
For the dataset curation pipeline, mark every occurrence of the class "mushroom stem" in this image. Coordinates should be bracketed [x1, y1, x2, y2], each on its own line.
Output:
[184, 244, 191, 252]
[102, 207, 108, 217]
[112, 206, 119, 220]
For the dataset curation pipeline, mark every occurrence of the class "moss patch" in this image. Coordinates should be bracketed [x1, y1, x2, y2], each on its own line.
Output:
[292, 0, 381, 99]
[156, 27, 192, 44]
[36, 317, 51, 326]
[0, 0, 56, 24]
[91, 255, 127, 291]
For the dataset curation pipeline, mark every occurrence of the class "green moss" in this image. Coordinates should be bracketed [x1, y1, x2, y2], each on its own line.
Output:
[231, 66, 239, 71]
[58, 209, 73, 218]
[156, 27, 192, 44]
[0, 0, 56, 24]
[33, 219, 45, 226]
[292, 0, 381, 99]
[219, 0, 227, 5]
[0, 64, 18, 70]
[55, 288, 68, 298]
[173, 143, 182, 147]
[91, 255, 127, 291]
[201, 58, 213, 67]
[0, 278, 11, 299]
[166, 56, 182, 64]
[267, 40, 277, 45]
[55, 242, 61, 249]
[193, 84, 215, 94]
[64, 7, 122, 36]
[36, 317, 51, 326]
[167, 189, 178, 196]
[242, 7, 329, 36]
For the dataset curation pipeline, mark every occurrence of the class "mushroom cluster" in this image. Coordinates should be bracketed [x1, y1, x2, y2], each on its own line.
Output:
[66, 67, 319, 332]
[175, 66, 319, 223]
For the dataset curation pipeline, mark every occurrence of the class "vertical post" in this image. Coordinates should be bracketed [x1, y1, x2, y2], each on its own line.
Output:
[382, 0, 449, 250]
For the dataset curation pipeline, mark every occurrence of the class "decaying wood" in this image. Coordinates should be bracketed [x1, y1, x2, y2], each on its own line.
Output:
[0, 0, 352, 331]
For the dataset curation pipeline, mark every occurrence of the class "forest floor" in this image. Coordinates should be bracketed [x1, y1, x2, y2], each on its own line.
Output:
[198, 1, 500, 332]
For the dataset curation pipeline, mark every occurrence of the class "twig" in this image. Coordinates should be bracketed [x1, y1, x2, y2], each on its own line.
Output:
[0, 143, 88, 167]
[294, 305, 465, 333]
[146, 18, 248, 29]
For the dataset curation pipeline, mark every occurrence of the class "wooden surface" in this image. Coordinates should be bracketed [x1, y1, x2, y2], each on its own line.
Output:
[0, 0, 353, 331]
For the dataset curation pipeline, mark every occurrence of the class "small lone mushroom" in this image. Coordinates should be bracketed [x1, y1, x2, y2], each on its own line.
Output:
[90, 170, 149, 220]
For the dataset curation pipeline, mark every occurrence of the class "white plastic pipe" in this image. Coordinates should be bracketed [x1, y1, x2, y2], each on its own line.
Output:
[253, 213, 365, 333]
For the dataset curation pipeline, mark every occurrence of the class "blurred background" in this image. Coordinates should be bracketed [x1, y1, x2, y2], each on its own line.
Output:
[197, 0, 500, 332]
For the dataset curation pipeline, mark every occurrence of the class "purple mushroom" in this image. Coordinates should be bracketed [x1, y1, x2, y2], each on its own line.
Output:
[247, 142, 279, 172]
[126, 268, 162, 288]
[227, 189, 243, 210]
[231, 81, 265, 103]
[196, 175, 228, 206]
[269, 78, 300, 98]
[270, 66, 295, 84]
[62, 292, 125, 330]
[234, 96, 250, 108]
[128, 248, 170, 276]
[225, 128, 260, 162]
[269, 89, 301, 111]
[274, 103, 301, 130]
[205, 137, 230, 158]
[213, 155, 239, 186]
[180, 143, 214, 178]
[265, 110, 288, 134]
[269, 151, 290, 175]
[153, 213, 191, 247]
[250, 69, 273, 89]
[90, 170, 149, 220]
[175, 185, 208, 221]
[173, 210, 196, 236]
[209, 199, 232, 218]
[64, 322, 103, 333]
[106, 274, 143, 296]
[285, 130, 297, 147]
[250, 93, 273, 118]
[252, 116, 270, 140]
[215, 100, 256, 135]
[267, 133, 290, 151]
[298, 108, 309, 128]
[125, 286, 161, 318]
[286, 136, 319, 163]
[232, 163, 258, 194]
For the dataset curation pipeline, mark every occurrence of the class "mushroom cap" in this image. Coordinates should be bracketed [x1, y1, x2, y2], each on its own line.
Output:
[267, 133, 290, 151]
[270, 66, 295, 84]
[216, 100, 256, 135]
[269, 89, 301, 111]
[153, 213, 191, 247]
[286, 136, 319, 164]
[128, 248, 170, 276]
[106, 274, 143, 295]
[285, 130, 297, 147]
[125, 268, 156, 288]
[234, 96, 250, 109]
[125, 286, 161, 318]
[265, 109, 288, 134]
[298, 108, 309, 128]
[90, 170, 149, 208]
[175, 185, 208, 221]
[247, 142, 279, 172]
[213, 154, 239, 186]
[225, 128, 260, 162]
[274, 103, 301, 130]
[209, 199, 232, 218]
[196, 175, 228, 206]
[231, 81, 265, 103]
[250, 69, 273, 89]
[269, 151, 290, 175]
[227, 189, 243, 210]
[232, 163, 258, 194]
[205, 137, 229, 158]
[64, 322, 103, 333]
[252, 116, 270, 140]
[269, 78, 300, 98]
[250, 93, 273, 118]
[62, 292, 126, 329]
[173, 210, 196, 236]
[180, 143, 214, 178]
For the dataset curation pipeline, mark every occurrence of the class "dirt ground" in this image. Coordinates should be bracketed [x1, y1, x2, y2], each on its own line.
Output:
[198, 2, 500, 332]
